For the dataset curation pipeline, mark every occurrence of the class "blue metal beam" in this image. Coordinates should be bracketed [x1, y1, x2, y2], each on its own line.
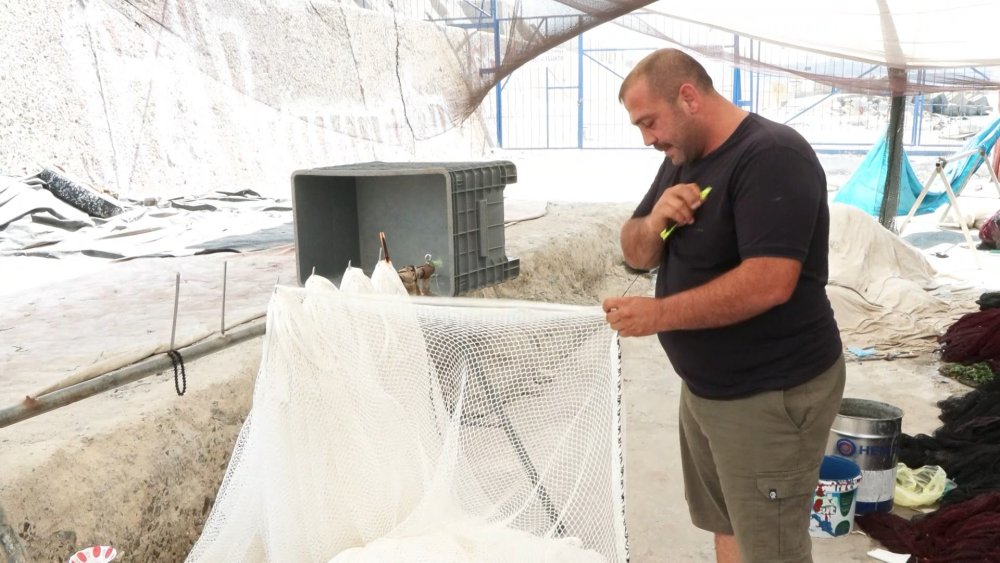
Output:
[440, 21, 493, 30]
[782, 65, 879, 125]
[753, 40, 761, 113]
[581, 48, 660, 52]
[492, 0, 502, 147]
[545, 71, 550, 148]
[781, 90, 839, 126]
[459, 0, 491, 18]
[578, 32, 584, 148]
[911, 69, 926, 146]
[582, 52, 625, 81]
[911, 93, 924, 146]
[732, 35, 742, 106]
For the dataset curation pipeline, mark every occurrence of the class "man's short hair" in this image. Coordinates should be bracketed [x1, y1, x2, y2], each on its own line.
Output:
[618, 48, 715, 103]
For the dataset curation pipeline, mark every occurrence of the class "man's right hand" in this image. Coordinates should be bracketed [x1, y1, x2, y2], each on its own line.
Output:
[621, 182, 707, 271]
[648, 183, 705, 232]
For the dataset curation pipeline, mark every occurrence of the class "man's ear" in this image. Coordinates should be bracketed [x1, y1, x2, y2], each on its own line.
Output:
[677, 83, 699, 114]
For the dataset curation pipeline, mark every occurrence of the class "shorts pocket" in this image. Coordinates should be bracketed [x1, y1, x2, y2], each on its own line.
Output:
[750, 467, 819, 561]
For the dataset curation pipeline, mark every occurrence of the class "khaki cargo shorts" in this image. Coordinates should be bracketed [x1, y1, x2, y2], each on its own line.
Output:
[678, 355, 846, 563]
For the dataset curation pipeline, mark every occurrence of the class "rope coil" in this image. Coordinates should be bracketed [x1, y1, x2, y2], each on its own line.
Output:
[167, 350, 187, 396]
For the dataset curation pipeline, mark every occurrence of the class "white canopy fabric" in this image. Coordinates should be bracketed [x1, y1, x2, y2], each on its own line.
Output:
[645, 0, 1000, 69]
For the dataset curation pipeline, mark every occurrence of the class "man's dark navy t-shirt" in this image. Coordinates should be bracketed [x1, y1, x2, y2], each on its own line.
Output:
[632, 113, 842, 399]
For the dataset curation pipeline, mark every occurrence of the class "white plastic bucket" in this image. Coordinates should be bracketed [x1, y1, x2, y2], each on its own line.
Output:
[809, 455, 863, 538]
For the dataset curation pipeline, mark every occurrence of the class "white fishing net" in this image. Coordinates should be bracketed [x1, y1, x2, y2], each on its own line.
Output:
[186, 262, 627, 563]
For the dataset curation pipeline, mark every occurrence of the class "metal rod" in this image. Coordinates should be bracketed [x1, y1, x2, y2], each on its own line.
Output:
[170, 272, 180, 350]
[782, 64, 880, 126]
[939, 170, 985, 270]
[221, 262, 228, 335]
[0, 319, 266, 429]
[492, 0, 502, 147]
[477, 363, 565, 536]
[898, 166, 943, 233]
[940, 148, 982, 163]
[379, 231, 390, 263]
[621, 272, 643, 297]
[582, 51, 625, 81]
[577, 30, 584, 149]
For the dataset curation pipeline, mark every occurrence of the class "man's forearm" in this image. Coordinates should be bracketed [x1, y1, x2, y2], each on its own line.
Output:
[656, 257, 799, 331]
[620, 216, 664, 270]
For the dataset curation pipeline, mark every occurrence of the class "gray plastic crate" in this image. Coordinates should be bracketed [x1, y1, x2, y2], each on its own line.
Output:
[291, 161, 520, 296]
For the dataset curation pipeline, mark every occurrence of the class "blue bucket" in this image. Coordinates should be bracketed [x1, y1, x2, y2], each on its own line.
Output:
[809, 455, 863, 538]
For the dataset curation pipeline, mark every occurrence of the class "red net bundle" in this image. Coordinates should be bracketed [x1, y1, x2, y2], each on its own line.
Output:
[938, 309, 1000, 366]
[855, 492, 1000, 562]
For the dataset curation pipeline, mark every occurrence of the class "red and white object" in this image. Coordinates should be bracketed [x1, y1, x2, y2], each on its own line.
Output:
[68, 545, 117, 563]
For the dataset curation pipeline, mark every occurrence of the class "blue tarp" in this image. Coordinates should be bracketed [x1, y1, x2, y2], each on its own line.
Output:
[834, 118, 1000, 217]
[942, 117, 1000, 193]
[833, 133, 934, 216]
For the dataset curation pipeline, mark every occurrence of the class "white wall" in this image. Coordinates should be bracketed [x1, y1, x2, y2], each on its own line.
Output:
[0, 0, 494, 200]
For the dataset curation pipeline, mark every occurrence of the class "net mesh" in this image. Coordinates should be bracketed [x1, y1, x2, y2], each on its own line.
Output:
[349, 0, 1000, 131]
[186, 262, 627, 562]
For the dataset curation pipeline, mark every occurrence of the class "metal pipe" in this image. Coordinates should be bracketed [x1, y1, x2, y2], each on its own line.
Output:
[577, 30, 584, 149]
[492, 0, 502, 147]
[0, 319, 266, 430]
[221, 261, 228, 335]
[170, 272, 180, 350]
[941, 148, 983, 163]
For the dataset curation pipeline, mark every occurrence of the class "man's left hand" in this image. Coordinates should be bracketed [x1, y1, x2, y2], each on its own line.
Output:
[602, 296, 666, 337]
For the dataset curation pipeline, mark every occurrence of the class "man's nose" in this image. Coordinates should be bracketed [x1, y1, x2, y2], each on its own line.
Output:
[641, 129, 655, 147]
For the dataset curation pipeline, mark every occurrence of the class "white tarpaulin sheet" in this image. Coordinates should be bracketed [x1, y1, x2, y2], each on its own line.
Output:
[647, 0, 1000, 68]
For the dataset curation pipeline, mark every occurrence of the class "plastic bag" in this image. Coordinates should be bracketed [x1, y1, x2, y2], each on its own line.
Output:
[894, 464, 954, 508]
